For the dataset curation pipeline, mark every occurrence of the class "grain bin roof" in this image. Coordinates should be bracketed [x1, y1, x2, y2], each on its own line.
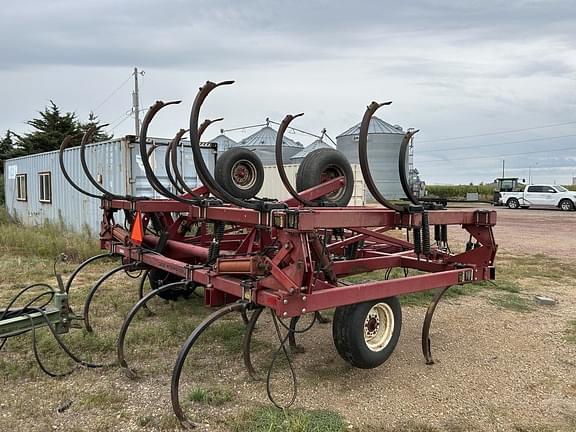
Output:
[337, 116, 404, 138]
[208, 134, 238, 151]
[238, 126, 303, 149]
[290, 139, 333, 159]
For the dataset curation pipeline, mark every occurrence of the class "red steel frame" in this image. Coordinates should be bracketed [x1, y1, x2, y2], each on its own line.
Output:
[99, 177, 497, 318]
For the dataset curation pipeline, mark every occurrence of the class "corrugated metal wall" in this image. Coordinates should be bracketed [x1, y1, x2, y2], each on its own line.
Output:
[260, 164, 364, 205]
[3, 137, 216, 233]
[337, 133, 407, 201]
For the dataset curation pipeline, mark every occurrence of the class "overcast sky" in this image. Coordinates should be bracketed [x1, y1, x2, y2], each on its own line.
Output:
[1, 0, 575, 184]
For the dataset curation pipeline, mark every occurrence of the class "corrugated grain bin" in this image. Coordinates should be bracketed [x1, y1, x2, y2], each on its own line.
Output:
[337, 116, 407, 201]
[3, 136, 215, 233]
[234, 126, 303, 165]
[260, 164, 364, 205]
[289, 139, 333, 164]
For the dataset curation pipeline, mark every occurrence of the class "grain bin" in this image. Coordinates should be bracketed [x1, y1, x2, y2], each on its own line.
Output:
[235, 126, 303, 165]
[289, 138, 333, 164]
[209, 134, 238, 158]
[336, 116, 407, 201]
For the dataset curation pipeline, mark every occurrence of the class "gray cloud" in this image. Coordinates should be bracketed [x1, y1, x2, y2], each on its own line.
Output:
[1, 0, 575, 184]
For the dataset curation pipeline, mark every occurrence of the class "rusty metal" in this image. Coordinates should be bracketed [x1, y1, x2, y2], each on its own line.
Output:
[117, 280, 187, 374]
[59, 135, 101, 199]
[79, 125, 126, 199]
[421, 286, 451, 364]
[171, 302, 247, 428]
[398, 130, 421, 205]
[166, 129, 189, 195]
[275, 113, 316, 206]
[358, 101, 404, 212]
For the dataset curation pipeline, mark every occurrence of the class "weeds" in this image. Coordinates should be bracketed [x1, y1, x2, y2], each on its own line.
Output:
[0, 207, 100, 262]
[230, 406, 345, 432]
[187, 386, 233, 406]
[489, 293, 534, 313]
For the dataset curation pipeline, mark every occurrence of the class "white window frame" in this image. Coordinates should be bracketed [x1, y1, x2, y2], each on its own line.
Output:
[39, 171, 52, 203]
[16, 174, 27, 201]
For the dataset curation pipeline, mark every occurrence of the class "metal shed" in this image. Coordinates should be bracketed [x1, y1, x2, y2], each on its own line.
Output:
[235, 126, 303, 165]
[3, 136, 216, 233]
[336, 116, 409, 201]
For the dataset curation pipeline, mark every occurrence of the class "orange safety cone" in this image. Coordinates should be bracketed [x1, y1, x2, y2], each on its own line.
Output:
[131, 210, 144, 245]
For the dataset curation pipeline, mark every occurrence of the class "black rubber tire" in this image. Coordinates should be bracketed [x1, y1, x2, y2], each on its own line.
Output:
[215, 148, 264, 199]
[296, 148, 354, 207]
[148, 270, 194, 301]
[332, 297, 402, 369]
[559, 199, 574, 211]
[506, 198, 520, 209]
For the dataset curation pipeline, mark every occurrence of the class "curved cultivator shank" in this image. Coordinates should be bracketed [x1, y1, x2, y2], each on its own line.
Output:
[1, 78, 499, 428]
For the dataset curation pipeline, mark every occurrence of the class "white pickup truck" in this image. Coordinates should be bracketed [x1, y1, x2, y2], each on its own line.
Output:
[498, 184, 576, 211]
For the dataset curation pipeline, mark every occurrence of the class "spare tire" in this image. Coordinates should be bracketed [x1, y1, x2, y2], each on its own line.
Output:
[215, 148, 264, 199]
[296, 148, 354, 207]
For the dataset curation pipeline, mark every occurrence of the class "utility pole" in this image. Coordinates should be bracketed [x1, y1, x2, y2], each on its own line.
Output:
[132, 67, 144, 136]
[502, 159, 505, 178]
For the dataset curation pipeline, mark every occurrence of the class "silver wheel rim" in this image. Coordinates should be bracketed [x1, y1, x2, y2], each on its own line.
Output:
[231, 159, 257, 190]
[321, 164, 345, 201]
[561, 201, 570, 210]
[363, 302, 394, 352]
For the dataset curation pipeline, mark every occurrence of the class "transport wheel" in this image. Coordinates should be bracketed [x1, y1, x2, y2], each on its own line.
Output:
[215, 148, 264, 199]
[148, 269, 194, 301]
[296, 148, 354, 206]
[559, 199, 574, 211]
[506, 198, 520, 209]
[332, 297, 402, 369]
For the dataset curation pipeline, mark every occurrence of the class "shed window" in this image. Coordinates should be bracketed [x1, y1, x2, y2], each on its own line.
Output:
[39, 172, 52, 203]
[16, 174, 27, 201]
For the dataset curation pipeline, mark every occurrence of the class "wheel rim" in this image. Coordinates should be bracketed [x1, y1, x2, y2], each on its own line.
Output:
[231, 159, 257, 190]
[363, 302, 394, 352]
[509, 200, 517, 208]
[320, 164, 345, 201]
[561, 201, 571, 210]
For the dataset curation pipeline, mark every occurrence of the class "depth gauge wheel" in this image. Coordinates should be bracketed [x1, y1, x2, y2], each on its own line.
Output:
[296, 148, 354, 207]
[148, 270, 195, 301]
[215, 148, 264, 199]
[332, 297, 402, 369]
[506, 198, 520, 209]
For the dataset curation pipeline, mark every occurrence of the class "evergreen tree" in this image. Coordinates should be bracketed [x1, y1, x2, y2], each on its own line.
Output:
[18, 101, 81, 154]
[79, 112, 113, 143]
[15, 102, 114, 156]
[0, 130, 14, 175]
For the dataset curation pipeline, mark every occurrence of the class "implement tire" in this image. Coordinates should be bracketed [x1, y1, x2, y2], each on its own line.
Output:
[332, 297, 402, 369]
[296, 148, 354, 207]
[215, 148, 264, 199]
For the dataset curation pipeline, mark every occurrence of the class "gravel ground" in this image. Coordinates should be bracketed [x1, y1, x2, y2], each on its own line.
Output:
[0, 207, 575, 431]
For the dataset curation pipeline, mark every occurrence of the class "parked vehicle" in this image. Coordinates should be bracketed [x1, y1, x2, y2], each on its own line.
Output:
[498, 184, 576, 211]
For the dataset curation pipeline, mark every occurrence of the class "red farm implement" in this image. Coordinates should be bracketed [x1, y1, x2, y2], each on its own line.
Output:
[1, 80, 497, 428]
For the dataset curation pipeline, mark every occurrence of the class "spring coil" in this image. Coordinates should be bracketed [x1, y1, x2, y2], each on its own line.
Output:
[413, 227, 422, 255]
[422, 211, 431, 256]
[207, 221, 225, 264]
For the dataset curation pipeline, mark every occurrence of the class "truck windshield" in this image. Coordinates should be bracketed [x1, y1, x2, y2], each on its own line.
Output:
[555, 185, 568, 192]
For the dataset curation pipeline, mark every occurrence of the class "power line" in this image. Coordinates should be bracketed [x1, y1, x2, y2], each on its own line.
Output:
[417, 133, 576, 153]
[92, 73, 134, 114]
[416, 145, 576, 164]
[417, 120, 576, 144]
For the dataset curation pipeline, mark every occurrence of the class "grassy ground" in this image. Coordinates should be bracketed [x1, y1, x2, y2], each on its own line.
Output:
[0, 212, 575, 431]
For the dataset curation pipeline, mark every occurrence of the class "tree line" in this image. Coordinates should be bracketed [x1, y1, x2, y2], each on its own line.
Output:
[0, 101, 112, 175]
